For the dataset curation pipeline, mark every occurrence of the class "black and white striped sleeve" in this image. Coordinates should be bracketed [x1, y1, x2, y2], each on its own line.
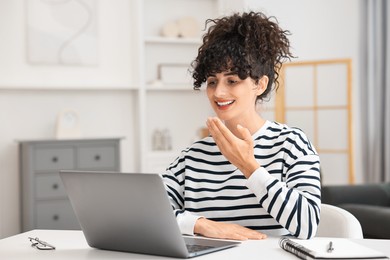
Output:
[161, 151, 202, 235]
[246, 128, 321, 239]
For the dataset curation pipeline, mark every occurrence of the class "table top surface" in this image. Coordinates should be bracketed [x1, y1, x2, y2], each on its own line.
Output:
[1, 229, 390, 260]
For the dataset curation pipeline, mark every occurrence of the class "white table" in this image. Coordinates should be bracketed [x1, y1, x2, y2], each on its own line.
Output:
[1, 229, 390, 259]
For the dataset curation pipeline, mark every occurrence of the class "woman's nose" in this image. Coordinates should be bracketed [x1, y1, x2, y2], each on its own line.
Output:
[214, 83, 228, 97]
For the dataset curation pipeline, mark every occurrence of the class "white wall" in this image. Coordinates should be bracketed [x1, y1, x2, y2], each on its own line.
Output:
[0, 0, 138, 238]
[0, 0, 138, 88]
[244, 0, 360, 61]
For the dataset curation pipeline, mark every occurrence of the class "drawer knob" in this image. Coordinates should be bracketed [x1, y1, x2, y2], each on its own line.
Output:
[94, 155, 101, 161]
[52, 183, 59, 190]
[52, 157, 58, 163]
[53, 214, 59, 221]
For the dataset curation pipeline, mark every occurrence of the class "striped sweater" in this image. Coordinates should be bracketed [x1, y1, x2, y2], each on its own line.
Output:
[162, 120, 321, 239]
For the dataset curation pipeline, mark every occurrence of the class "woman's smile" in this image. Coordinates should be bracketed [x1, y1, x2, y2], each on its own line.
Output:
[216, 99, 235, 110]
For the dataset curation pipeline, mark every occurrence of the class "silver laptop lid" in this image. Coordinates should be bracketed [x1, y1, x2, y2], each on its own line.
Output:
[59, 171, 239, 258]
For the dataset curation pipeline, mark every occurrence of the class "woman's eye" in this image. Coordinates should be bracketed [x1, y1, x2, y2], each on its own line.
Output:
[228, 79, 238, 85]
[207, 81, 216, 87]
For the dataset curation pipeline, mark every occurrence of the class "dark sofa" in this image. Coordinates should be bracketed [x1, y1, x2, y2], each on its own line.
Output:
[321, 182, 390, 239]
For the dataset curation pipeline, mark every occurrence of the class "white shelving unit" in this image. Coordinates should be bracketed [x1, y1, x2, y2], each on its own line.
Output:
[137, 0, 212, 173]
[133, 0, 247, 172]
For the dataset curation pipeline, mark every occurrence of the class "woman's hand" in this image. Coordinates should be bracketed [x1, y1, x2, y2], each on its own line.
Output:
[206, 117, 260, 178]
[194, 218, 267, 241]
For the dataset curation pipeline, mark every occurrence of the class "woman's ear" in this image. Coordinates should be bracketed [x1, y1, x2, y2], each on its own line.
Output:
[256, 76, 269, 96]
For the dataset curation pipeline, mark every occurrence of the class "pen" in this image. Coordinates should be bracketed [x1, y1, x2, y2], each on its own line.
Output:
[327, 241, 334, 253]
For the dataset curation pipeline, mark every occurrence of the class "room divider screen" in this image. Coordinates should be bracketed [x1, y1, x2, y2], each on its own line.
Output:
[259, 59, 354, 185]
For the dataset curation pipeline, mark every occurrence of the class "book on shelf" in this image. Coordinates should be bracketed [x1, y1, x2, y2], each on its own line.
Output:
[279, 237, 389, 260]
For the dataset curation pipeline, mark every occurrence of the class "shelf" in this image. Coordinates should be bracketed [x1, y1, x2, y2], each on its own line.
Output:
[144, 151, 179, 173]
[147, 150, 178, 157]
[145, 36, 201, 45]
[0, 85, 139, 91]
[146, 83, 194, 91]
[145, 84, 207, 92]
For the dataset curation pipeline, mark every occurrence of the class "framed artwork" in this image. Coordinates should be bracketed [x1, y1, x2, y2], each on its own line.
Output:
[26, 0, 98, 66]
[158, 63, 191, 85]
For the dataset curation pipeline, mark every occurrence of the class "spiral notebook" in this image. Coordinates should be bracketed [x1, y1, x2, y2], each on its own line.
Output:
[279, 237, 389, 259]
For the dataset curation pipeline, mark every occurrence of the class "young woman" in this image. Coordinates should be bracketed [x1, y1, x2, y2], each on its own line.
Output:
[162, 11, 321, 240]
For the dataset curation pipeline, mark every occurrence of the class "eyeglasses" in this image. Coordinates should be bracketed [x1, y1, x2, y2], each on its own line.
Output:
[28, 237, 56, 250]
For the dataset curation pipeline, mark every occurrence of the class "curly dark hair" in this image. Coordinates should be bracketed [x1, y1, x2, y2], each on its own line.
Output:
[192, 11, 294, 102]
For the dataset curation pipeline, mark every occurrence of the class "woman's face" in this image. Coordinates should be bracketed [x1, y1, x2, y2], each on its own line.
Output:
[206, 71, 267, 124]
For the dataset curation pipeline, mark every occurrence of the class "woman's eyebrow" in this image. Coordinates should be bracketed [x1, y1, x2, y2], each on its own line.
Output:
[208, 71, 237, 78]
[223, 71, 237, 76]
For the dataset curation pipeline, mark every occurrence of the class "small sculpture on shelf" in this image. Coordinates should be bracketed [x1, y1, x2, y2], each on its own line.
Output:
[56, 108, 82, 139]
[152, 128, 172, 151]
[160, 16, 200, 39]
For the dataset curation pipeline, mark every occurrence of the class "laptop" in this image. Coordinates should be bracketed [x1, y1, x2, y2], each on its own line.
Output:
[59, 170, 240, 258]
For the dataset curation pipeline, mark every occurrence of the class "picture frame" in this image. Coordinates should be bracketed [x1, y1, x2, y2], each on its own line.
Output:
[158, 63, 192, 85]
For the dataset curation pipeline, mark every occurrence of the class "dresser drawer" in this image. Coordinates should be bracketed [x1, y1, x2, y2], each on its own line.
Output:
[36, 200, 80, 230]
[34, 147, 75, 171]
[20, 138, 122, 231]
[35, 174, 66, 199]
[77, 145, 117, 169]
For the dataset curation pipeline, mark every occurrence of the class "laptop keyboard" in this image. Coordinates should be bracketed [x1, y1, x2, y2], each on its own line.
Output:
[186, 244, 214, 253]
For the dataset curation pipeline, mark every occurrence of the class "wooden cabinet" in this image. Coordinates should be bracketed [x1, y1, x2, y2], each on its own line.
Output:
[19, 138, 122, 231]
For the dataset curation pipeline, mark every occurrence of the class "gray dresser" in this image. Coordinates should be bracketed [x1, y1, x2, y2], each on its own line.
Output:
[19, 138, 122, 232]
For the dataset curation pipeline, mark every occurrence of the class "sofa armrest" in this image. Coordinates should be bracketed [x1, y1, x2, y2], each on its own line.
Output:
[321, 183, 390, 206]
[340, 204, 390, 239]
